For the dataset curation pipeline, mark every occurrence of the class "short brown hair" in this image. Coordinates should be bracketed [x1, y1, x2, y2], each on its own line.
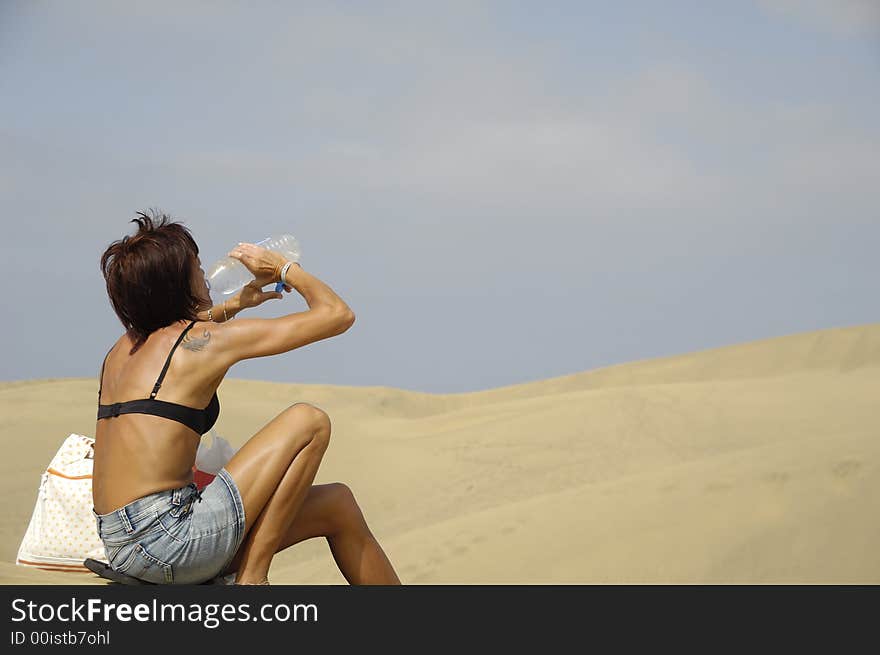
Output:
[100, 210, 202, 354]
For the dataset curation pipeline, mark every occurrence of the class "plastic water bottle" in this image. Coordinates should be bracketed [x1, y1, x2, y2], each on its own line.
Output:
[206, 233, 301, 301]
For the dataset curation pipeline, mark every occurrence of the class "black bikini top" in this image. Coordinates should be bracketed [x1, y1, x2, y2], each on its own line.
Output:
[97, 320, 220, 435]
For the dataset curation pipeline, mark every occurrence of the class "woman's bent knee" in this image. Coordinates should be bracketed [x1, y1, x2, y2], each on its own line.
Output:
[285, 403, 332, 445]
[329, 482, 354, 504]
[328, 483, 366, 531]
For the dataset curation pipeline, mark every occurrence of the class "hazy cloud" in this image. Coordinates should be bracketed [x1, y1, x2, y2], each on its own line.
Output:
[758, 0, 880, 36]
[1, 2, 877, 391]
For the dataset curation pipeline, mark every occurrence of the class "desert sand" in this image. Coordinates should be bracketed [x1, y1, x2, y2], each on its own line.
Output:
[1, 323, 878, 584]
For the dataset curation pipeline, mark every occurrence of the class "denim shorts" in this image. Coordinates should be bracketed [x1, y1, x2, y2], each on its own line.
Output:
[92, 468, 246, 585]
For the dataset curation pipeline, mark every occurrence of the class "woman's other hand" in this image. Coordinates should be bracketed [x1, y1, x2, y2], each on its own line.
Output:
[236, 279, 285, 310]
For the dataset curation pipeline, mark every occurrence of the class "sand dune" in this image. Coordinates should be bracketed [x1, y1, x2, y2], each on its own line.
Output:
[1, 323, 878, 584]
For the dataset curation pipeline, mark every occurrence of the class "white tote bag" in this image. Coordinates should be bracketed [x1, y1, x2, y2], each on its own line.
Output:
[16, 433, 105, 574]
[16, 431, 238, 575]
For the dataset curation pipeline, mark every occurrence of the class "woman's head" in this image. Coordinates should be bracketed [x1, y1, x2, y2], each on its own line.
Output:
[101, 210, 210, 353]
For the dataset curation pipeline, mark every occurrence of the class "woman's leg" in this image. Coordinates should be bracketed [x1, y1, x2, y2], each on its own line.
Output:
[290, 483, 401, 585]
[225, 482, 401, 584]
[221, 402, 332, 584]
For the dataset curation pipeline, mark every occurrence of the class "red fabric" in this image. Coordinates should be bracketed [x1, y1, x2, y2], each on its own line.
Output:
[192, 468, 216, 490]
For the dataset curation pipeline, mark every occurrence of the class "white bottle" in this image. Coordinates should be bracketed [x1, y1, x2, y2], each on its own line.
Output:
[207, 233, 301, 300]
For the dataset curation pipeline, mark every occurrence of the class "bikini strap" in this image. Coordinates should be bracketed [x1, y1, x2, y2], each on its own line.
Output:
[150, 320, 198, 400]
[97, 346, 114, 401]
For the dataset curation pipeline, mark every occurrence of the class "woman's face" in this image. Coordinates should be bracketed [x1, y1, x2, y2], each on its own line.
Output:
[191, 256, 212, 312]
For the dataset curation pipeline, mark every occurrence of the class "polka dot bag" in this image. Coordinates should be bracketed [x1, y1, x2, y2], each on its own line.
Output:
[16, 433, 104, 574]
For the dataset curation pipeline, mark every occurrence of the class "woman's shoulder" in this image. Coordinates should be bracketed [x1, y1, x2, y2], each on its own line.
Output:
[180, 320, 219, 352]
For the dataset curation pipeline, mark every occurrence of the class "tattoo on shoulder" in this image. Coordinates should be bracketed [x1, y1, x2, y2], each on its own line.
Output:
[182, 328, 211, 352]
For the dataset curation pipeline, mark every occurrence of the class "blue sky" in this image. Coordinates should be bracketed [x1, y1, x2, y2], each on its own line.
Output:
[1, 1, 878, 393]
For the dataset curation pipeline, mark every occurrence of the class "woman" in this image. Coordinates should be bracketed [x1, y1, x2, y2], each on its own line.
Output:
[92, 210, 401, 585]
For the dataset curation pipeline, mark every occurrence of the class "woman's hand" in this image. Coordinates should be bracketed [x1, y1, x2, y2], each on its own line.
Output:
[224, 242, 295, 315]
[228, 242, 293, 291]
[235, 278, 283, 310]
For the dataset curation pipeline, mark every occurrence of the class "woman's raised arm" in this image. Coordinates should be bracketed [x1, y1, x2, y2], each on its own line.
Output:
[209, 248, 355, 366]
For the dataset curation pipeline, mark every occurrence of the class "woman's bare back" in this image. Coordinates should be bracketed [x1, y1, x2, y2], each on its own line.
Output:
[92, 320, 226, 514]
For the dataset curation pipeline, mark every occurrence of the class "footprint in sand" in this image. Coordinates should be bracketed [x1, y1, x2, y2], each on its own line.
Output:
[411, 571, 434, 583]
[400, 563, 420, 576]
[762, 471, 790, 488]
[832, 460, 862, 479]
[441, 535, 472, 557]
